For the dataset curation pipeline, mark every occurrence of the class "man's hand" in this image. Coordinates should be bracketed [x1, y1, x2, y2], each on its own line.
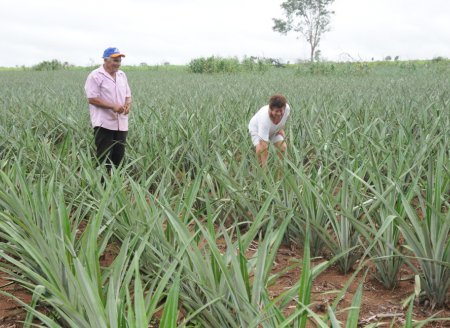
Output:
[277, 129, 285, 137]
[112, 104, 124, 114]
[123, 102, 131, 115]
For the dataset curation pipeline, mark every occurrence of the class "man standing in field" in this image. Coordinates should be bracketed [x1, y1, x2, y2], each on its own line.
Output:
[248, 94, 291, 167]
[84, 47, 132, 170]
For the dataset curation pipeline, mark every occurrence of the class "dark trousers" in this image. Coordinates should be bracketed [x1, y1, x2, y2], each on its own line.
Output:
[94, 127, 128, 169]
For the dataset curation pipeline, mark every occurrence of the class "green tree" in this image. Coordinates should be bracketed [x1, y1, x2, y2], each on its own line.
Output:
[273, 0, 334, 62]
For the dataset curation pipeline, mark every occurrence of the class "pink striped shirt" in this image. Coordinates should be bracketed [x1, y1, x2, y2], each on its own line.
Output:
[84, 65, 131, 131]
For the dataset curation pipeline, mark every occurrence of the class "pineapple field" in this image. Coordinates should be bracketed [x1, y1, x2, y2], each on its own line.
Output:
[0, 62, 449, 327]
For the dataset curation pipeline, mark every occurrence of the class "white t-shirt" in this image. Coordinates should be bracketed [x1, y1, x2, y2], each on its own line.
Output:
[248, 104, 291, 145]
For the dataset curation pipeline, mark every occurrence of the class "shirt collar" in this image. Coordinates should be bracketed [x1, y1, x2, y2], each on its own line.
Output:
[98, 64, 122, 80]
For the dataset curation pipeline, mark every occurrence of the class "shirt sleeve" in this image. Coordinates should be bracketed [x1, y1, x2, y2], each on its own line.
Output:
[84, 73, 101, 99]
[257, 119, 270, 142]
[285, 104, 291, 119]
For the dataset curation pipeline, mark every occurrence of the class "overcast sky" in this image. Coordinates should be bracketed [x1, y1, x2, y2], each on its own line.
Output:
[1, 0, 449, 67]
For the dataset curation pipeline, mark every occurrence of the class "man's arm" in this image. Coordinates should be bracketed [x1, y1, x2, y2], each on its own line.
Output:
[256, 140, 269, 167]
[88, 97, 124, 114]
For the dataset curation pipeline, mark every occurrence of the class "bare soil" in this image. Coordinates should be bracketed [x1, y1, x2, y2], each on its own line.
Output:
[267, 244, 450, 327]
[0, 274, 31, 327]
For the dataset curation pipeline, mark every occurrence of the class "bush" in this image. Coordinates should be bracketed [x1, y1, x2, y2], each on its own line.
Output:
[188, 56, 271, 73]
[241, 56, 270, 72]
[431, 56, 446, 63]
[188, 56, 239, 73]
[32, 59, 72, 71]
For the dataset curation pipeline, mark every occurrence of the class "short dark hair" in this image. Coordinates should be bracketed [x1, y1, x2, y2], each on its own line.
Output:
[269, 94, 287, 109]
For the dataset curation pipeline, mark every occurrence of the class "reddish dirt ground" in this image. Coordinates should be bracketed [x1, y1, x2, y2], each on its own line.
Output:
[0, 274, 31, 327]
[267, 244, 450, 327]
[1, 243, 449, 327]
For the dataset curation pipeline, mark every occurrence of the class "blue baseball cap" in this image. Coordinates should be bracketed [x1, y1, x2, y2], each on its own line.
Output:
[102, 47, 126, 58]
